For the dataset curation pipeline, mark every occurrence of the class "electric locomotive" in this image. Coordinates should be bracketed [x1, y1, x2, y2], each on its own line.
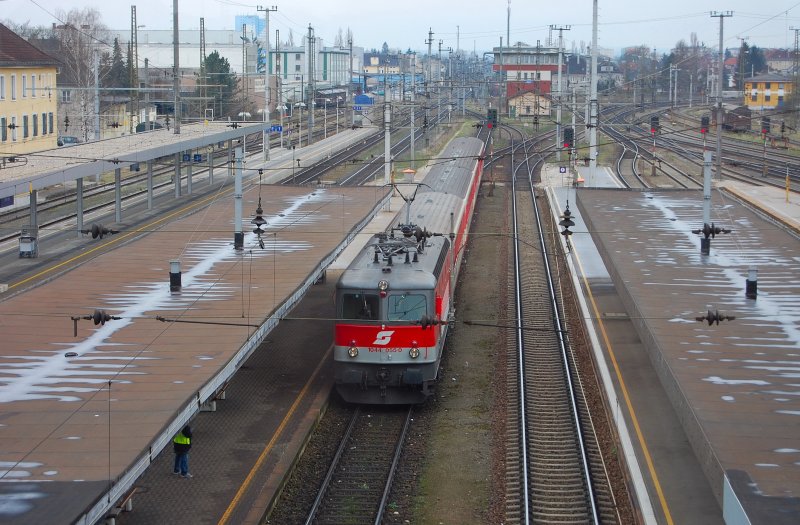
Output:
[333, 137, 485, 403]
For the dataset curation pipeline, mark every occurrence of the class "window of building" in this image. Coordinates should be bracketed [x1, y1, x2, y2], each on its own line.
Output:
[1, 117, 6, 141]
[61, 89, 71, 103]
[42, 113, 47, 135]
[31, 75, 36, 97]
[765, 82, 771, 89]
[751, 93, 757, 102]
[23, 115, 29, 138]
[295, 64, 301, 72]
[0, 75, 4, 100]
[765, 94, 771, 102]
[22, 75, 27, 98]
[11, 75, 16, 100]
[295, 53, 301, 60]
[48, 112, 53, 133]
[32, 115, 38, 136]
[11, 116, 17, 140]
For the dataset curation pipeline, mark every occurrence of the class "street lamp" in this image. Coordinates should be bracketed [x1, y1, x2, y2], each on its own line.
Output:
[324, 98, 330, 138]
[292, 145, 296, 183]
[278, 104, 287, 149]
[336, 96, 342, 133]
[294, 102, 305, 146]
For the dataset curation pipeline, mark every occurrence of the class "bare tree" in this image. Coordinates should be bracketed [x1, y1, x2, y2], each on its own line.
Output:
[52, 8, 109, 140]
[0, 19, 51, 40]
[287, 29, 295, 48]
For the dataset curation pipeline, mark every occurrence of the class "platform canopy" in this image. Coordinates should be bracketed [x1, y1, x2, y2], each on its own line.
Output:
[0, 121, 264, 200]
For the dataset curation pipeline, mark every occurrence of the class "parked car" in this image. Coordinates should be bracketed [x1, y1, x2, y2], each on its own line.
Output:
[57, 136, 79, 147]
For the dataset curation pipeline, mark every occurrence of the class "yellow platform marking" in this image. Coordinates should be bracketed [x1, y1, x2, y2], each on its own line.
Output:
[559, 200, 674, 525]
[218, 344, 333, 525]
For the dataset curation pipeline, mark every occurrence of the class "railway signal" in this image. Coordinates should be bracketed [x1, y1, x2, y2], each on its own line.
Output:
[700, 116, 709, 134]
[563, 127, 574, 149]
[761, 116, 770, 135]
[650, 115, 659, 134]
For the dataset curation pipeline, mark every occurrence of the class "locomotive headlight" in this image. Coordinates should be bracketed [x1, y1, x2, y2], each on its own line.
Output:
[378, 279, 389, 291]
[348, 345, 359, 358]
[409, 341, 420, 359]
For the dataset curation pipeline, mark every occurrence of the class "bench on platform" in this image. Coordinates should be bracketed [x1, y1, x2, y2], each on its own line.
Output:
[104, 486, 137, 524]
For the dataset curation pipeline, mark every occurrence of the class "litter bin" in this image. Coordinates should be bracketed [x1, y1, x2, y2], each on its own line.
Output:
[19, 226, 38, 258]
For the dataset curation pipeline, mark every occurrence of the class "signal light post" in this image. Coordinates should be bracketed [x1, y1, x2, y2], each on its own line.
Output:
[700, 115, 709, 149]
[650, 116, 659, 176]
[563, 127, 574, 166]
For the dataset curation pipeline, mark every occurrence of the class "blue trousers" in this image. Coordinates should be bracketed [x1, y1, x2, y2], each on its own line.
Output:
[174, 452, 189, 475]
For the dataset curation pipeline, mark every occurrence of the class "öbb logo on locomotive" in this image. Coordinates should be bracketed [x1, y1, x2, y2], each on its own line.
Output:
[372, 331, 395, 346]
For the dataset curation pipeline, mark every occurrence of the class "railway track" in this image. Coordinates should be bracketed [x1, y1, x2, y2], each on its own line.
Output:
[304, 406, 412, 525]
[503, 133, 620, 523]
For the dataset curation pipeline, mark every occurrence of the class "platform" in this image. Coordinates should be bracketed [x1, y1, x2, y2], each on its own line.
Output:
[0, 181, 390, 524]
[575, 186, 800, 524]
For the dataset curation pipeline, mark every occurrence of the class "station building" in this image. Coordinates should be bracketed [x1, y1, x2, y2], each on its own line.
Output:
[0, 23, 59, 155]
[743, 73, 793, 111]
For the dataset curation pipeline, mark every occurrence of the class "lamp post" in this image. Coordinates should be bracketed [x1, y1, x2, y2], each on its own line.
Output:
[279, 104, 287, 149]
[336, 96, 342, 133]
[324, 98, 330, 138]
[294, 102, 305, 147]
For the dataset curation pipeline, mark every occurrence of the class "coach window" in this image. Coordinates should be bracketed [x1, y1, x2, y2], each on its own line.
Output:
[342, 293, 379, 320]
[387, 293, 427, 322]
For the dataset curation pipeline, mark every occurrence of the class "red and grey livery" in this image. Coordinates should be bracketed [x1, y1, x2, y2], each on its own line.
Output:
[333, 136, 485, 403]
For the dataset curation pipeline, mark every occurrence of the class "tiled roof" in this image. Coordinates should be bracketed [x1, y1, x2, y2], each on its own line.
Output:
[0, 23, 59, 67]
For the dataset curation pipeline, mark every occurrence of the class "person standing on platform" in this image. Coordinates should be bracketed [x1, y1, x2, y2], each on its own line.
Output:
[173, 425, 193, 478]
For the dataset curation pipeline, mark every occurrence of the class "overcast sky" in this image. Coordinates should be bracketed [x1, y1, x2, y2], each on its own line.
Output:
[2, 0, 798, 54]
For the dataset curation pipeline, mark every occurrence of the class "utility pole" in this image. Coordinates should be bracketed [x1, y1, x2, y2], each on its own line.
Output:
[438, 39, 443, 126]
[411, 52, 416, 166]
[589, 0, 599, 182]
[144, 58, 150, 127]
[499, 37, 503, 121]
[711, 10, 732, 180]
[426, 29, 434, 95]
[551, 25, 570, 162]
[94, 48, 100, 140]
[348, 34, 353, 127]
[791, 26, 800, 130]
[507, 0, 511, 49]
[307, 24, 314, 146]
[130, 6, 139, 133]
[173, 0, 180, 134]
[257, 5, 277, 161]
[200, 18, 206, 119]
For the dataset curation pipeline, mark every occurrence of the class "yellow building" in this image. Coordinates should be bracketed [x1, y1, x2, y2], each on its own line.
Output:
[508, 91, 551, 119]
[743, 74, 793, 111]
[0, 23, 59, 155]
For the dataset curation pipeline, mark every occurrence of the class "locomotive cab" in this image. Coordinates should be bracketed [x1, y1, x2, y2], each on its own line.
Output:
[333, 230, 450, 403]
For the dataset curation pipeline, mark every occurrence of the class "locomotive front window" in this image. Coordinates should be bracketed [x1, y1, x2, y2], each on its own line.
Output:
[387, 294, 427, 321]
[342, 293, 379, 320]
